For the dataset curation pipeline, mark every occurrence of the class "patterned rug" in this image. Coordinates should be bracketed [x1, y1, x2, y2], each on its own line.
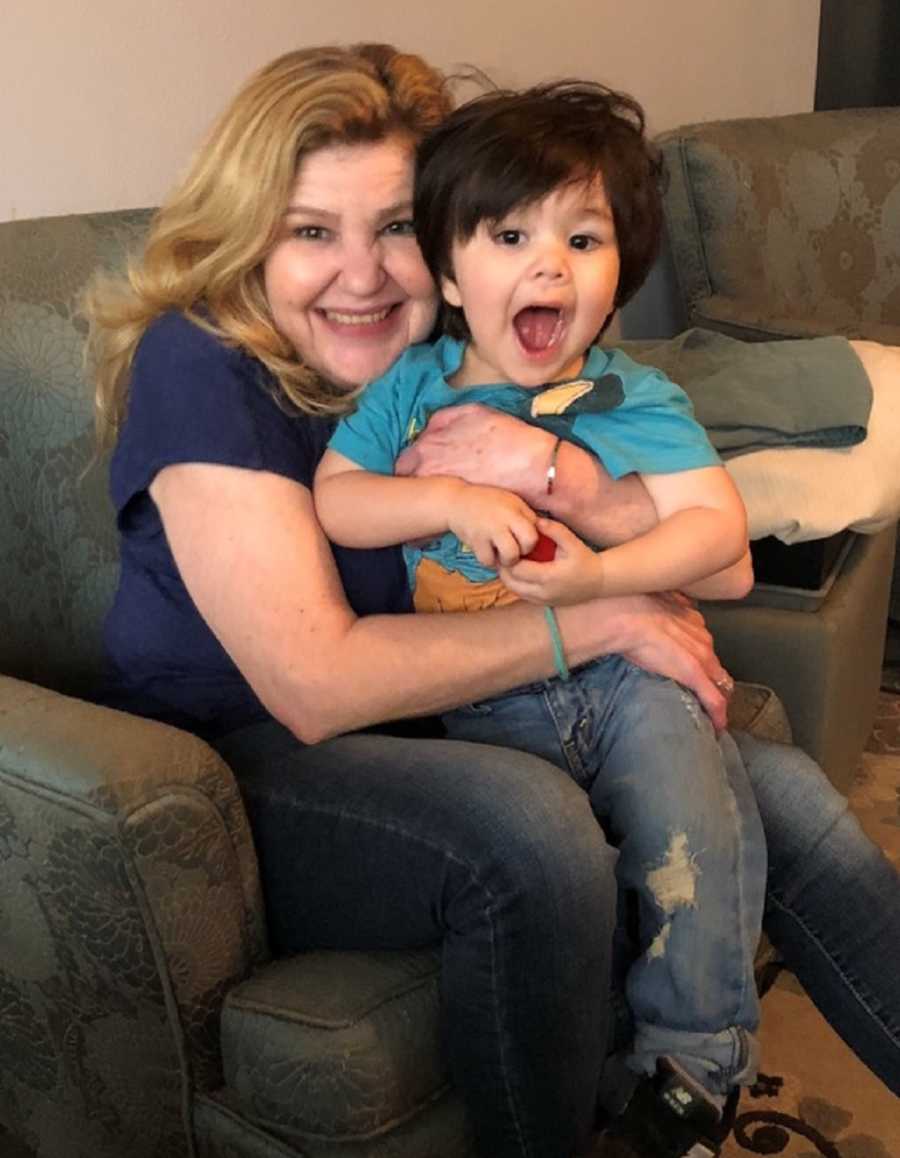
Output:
[721, 685, 900, 1158]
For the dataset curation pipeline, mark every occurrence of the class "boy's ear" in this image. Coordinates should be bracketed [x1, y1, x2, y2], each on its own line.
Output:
[441, 275, 463, 309]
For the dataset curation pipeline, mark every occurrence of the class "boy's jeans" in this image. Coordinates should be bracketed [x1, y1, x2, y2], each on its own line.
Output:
[443, 654, 767, 1094]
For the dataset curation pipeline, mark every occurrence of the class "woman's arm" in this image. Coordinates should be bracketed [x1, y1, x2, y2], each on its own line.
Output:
[394, 403, 657, 545]
[150, 461, 735, 741]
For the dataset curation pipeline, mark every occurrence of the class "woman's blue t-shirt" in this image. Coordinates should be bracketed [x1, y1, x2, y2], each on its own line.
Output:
[103, 311, 410, 737]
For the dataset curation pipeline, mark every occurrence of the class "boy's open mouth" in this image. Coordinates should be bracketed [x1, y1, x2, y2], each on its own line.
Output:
[513, 306, 564, 354]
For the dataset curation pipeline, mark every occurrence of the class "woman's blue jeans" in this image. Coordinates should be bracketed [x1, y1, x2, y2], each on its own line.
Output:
[733, 730, 900, 1098]
[220, 727, 617, 1157]
[443, 656, 766, 1095]
[217, 720, 900, 1158]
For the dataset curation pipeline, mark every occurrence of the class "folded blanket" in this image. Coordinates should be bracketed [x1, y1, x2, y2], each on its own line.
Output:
[619, 328, 872, 457]
[723, 340, 900, 543]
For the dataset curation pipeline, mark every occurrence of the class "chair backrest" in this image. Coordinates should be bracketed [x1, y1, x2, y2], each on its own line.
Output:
[0, 209, 153, 696]
[657, 107, 900, 342]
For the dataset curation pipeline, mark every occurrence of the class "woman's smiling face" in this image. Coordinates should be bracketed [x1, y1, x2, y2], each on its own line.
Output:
[264, 136, 439, 390]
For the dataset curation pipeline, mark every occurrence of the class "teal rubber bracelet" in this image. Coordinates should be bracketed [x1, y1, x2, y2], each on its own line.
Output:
[543, 606, 570, 682]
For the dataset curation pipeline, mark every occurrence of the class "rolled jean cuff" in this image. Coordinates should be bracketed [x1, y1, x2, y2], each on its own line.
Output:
[629, 1022, 759, 1094]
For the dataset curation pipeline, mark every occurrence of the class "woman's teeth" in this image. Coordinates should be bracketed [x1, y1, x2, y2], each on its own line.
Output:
[323, 307, 392, 325]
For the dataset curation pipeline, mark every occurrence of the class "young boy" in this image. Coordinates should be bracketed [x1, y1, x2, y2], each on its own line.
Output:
[315, 83, 764, 1158]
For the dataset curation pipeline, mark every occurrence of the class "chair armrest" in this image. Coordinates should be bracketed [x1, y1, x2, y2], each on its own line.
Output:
[0, 675, 268, 1155]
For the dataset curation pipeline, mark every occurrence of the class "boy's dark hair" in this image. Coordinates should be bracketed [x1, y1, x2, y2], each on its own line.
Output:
[414, 81, 664, 339]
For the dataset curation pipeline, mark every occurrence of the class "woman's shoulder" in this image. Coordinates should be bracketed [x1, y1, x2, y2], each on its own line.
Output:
[131, 309, 306, 429]
[128, 310, 280, 439]
[113, 311, 333, 508]
[135, 309, 255, 382]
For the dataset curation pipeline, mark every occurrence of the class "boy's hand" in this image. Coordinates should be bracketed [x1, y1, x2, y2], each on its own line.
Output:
[447, 483, 539, 568]
[499, 518, 602, 605]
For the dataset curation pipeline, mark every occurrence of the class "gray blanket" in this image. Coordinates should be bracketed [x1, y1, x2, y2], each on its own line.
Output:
[619, 328, 872, 458]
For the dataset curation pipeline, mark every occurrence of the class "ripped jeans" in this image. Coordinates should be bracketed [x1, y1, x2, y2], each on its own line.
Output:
[442, 654, 767, 1095]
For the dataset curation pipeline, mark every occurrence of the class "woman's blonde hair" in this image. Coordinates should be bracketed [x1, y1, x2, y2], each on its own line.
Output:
[86, 43, 451, 446]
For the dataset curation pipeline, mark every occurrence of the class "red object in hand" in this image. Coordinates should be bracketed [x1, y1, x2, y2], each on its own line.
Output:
[524, 532, 556, 562]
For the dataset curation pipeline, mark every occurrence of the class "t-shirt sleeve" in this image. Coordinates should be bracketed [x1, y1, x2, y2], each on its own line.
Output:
[327, 359, 411, 474]
[573, 352, 721, 479]
[110, 311, 329, 514]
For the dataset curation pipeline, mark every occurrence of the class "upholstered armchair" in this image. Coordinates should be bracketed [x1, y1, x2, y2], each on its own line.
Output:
[0, 209, 802, 1158]
[654, 107, 900, 345]
[619, 106, 900, 789]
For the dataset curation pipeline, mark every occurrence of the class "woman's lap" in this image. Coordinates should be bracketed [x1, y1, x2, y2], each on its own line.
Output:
[215, 721, 619, 1156]
[216, 721, 616, 949]
[214, 720, 900, 1108]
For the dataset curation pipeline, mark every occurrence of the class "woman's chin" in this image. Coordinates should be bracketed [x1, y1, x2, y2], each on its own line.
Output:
[315, 346, 404, 391]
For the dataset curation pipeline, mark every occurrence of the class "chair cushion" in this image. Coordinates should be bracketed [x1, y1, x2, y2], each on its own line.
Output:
[221, 949, 448, 1143]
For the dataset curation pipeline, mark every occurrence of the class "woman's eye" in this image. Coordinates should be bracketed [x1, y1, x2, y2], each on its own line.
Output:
[383, 219, 416, 237]
[495, 230, 523, 246]
[570, 234, 600, 251]
[293, 225, 330, 241]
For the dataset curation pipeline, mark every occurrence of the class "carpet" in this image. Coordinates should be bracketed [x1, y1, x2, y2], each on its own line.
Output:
[721, 689, 900, 1158]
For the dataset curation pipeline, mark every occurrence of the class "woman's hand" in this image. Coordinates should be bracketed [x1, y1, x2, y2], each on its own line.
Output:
[395, 403, 556, 502]
[447, 482, 539, 568]
[620, 592, 734, 733]
[559, 591, 734, 733]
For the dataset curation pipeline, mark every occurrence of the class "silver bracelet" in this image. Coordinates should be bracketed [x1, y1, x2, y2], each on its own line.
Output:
[546, 437, 562, 496]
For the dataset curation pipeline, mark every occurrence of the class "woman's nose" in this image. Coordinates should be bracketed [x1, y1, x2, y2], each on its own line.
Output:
[339, 241, 388, 296]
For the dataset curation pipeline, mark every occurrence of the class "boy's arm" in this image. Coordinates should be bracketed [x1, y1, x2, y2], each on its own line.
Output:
[546, 447, 753, 599]
[501, 465, 752, 605]
[314, 449, 540, 567]
[315, 449, 460, 547]
[679, 549, 753, 601]
[608, 466, 751, 595]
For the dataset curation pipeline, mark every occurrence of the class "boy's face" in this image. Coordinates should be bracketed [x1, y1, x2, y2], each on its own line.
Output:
[441, 177, 620, 389]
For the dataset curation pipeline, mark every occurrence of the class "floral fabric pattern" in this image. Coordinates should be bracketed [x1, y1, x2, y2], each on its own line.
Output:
[659, 108, 900, 343]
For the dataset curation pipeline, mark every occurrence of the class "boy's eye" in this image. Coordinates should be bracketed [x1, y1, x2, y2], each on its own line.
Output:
[495, 229, 524, 246]
[382, 219, 416, 237]
[570, 233, 600, 251]
[293, 225, 330, 241]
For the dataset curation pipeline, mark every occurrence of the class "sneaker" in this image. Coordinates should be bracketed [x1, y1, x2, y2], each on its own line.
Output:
[597, 1058, 737, 1158]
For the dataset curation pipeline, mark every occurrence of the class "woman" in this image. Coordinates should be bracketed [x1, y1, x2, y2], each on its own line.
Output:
[87, 44, 900, 1158]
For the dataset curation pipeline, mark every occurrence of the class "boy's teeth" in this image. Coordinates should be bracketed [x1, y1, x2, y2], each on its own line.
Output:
[325, 307, 392, 325]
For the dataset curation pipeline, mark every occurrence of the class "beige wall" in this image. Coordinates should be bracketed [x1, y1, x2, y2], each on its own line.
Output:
[2, 0, 820, 222]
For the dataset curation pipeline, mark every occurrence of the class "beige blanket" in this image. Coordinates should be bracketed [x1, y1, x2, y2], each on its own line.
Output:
[727, 341, 900, 542]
